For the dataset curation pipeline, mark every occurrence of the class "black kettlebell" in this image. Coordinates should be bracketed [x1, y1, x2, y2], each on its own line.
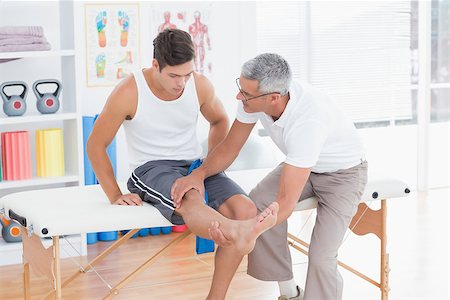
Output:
[33, 79, 61, 114]
[0, 81, 28, 117]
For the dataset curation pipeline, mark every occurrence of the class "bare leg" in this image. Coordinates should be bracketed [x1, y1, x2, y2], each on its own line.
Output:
[207, 195, 257, 300]
[207, 247, 243, 300]
[175, 190, 278, 256]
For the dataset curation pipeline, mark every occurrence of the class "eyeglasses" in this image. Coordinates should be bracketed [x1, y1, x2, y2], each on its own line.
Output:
[235, 78, 279, 103]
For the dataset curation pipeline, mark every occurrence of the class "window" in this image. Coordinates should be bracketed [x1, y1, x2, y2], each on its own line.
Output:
[257, 2, 412, 126]
[256, 1, 449, 189]
[410, 0, 450, 124]
[430, 0, 450, 122]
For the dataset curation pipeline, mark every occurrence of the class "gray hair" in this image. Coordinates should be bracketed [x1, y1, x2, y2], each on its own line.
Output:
[241, 53, 292, 96]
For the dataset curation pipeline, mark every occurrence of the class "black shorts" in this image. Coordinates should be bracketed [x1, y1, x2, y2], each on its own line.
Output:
[127, 160, 247, 225]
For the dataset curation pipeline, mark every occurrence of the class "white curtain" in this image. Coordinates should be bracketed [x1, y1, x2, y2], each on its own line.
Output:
[257, 1, 412, 123]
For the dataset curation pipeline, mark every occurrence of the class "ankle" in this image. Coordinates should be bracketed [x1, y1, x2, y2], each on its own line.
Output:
[278, 279, 298, 298]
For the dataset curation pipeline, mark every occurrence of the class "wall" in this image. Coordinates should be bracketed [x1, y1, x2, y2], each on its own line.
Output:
[73, 1, 257, 181]
[2, 1, 447, 189]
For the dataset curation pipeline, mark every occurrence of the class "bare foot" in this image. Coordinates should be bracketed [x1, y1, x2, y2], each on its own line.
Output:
[209, 202, 279, 255]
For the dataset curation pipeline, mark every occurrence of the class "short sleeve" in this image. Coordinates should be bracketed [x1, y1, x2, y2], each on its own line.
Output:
[236, 101, 259, 124]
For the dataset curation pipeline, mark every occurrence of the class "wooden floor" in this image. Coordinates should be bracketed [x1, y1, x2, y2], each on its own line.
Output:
[0, 188, 448, 300]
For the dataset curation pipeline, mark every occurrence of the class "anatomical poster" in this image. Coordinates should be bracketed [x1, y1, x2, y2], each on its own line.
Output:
[85, 3, 140, 87]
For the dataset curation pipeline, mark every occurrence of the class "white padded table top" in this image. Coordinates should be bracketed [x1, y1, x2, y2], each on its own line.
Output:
[0, 175, 410, 237]
[0, 183, 172, 238]
[295, 178, 410, 211]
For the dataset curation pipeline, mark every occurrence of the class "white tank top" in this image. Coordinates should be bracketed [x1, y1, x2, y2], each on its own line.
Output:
[123, 69, 203, 171]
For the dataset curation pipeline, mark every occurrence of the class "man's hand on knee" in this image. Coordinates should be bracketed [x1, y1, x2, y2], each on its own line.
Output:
[171, 174, 205, 208]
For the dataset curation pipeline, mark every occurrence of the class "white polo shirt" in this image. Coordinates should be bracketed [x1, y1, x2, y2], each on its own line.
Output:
[236, 81, 365, 173]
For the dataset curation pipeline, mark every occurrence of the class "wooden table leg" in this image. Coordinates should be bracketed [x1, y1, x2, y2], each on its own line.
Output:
[23, 262, 31, 299]
[53, 236, 62, 299]
[380, 200, 390, 300]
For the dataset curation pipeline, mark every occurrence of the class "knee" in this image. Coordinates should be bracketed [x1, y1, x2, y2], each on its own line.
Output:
[175, 189, 202, 214]
[308, 250, 337, 268]
[233, 200, 257, 220]
[182, 189, 202, 203]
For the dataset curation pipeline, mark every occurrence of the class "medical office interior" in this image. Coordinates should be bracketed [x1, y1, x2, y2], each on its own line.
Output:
[0, 1, 449, 299]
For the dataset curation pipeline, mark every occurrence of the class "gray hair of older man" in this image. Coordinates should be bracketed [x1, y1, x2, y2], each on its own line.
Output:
[241, 53, 292, 96]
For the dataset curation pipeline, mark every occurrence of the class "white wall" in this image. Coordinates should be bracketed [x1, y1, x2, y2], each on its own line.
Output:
[2, 1, 447, 189]
[73, 1, 449, 189]
[73, 1, 257, 182]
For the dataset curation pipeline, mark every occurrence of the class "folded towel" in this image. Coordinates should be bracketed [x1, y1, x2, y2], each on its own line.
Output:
[0, 36, 48, 46]
[0, 34, 44, 39]
[0, 26, 44, 37]
[0, 42, 51, 52]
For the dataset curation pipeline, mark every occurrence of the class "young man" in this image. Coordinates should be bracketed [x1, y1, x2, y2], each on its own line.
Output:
[171, 53, 368, 300]
[87, 29, 278, 300]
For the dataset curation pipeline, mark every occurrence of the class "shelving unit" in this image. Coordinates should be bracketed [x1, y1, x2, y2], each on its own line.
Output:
[0, 0, 86, 265]
[0, 112, 78, 125]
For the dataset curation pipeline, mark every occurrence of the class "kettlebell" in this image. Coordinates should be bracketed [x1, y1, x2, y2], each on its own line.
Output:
[33, 79, 61, 114]
[0, 215, 22, 243]
[0, 81, 28, 117]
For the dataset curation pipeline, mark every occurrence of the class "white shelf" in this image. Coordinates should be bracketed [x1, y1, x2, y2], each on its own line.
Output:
[0, 175, 79, 190]
[0, 112, 78, 125]
[0, 1, 85, 266]
[0, 49, 75, 60]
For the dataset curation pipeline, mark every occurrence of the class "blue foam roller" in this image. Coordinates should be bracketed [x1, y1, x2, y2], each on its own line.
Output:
[139, 228, 149, 237]
[86, 232, 98, 244]
[98, 231, 118, 241]
[196, 236, 215, 254]
[82, 116, 96, 185]
[161, 226, 172, 234]
[149, 227, 161, 235]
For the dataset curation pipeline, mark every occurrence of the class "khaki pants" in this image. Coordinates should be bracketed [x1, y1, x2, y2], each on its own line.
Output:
[247, 161, 368, 300]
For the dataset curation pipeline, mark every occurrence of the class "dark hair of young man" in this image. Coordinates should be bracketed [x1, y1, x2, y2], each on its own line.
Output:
[153, 29, 195, 71]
